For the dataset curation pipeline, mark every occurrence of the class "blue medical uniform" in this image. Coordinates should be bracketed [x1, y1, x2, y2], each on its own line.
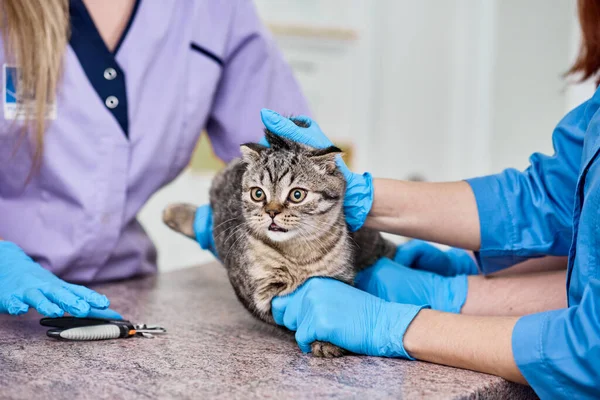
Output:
[467, 90, 600, 398]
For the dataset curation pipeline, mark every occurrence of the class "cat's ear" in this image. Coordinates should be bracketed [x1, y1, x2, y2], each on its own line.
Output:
[309, 146, 343, 174]
[240, 143, 266, 164]
[264, 129, 294, 151]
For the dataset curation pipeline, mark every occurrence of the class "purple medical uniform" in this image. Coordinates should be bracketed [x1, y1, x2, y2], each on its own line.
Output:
[0, 0, 309, 283]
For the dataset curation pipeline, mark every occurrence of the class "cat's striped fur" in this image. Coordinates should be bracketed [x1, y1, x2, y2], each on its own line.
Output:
[164, 125, 396, 357]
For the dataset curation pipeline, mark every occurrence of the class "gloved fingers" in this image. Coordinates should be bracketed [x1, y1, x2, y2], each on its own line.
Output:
[1, 295, 29, 316]
[258, 136, 269, 146]
[86, 307, 124, 320]
[289, 115, 313, 127]
[41, 286, 90, 317]
[271, 294, 292, 326]
[446, 248, 479, 275]
[261, 109, 319, 146]
[354, 267, 378, 295]
[295, 321, 316, 354]
[22, 289, 63, 317]
[394, 240, 431, 268]
[63, 283, 109, 309]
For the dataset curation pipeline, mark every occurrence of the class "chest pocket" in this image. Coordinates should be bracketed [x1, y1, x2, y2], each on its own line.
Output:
[168, 43, 223, 179]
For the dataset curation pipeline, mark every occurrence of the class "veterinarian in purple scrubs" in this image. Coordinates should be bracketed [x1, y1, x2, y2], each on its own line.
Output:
[0, 0, 308, 318]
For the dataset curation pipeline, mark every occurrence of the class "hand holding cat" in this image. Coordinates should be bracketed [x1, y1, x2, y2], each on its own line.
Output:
[0, 241, 122, 319]
[395, 240, 479, 276]
[260, 109, 374, 232]
[355, 257, 468, 313]
[193, 204, 218, 258]
[271, 277, 427, 358]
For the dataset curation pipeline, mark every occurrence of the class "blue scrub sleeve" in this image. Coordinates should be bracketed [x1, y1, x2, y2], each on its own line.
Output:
[512, 278, 600, 399]
[465, 101, 590, 273]
[205, 0, 311, 162]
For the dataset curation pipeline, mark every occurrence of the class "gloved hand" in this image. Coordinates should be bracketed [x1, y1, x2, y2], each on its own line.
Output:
[0, 241, 120, 318]
[355, 257, 468, 313]
[193, 204, 218, 258]
[271, 277, 428, 358]
[260, 109, 373, 231]
[395, 240, 479, 276]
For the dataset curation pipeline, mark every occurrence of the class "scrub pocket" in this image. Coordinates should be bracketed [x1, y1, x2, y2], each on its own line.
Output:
[167, 44, 222, 180]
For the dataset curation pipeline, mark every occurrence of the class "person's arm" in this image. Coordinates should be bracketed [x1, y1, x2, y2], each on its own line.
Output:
[406, 278, 600, 397]
[356, 257, 566, 316]
[462, 270, 566, 316]
[403, 310, 525, 383]
[366, 180, 481, 250]
[368, 101, 589, 274]
[274, 277, 600, 396]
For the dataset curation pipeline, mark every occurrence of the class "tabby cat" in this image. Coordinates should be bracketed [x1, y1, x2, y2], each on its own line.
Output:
[163, 123, 396, 357]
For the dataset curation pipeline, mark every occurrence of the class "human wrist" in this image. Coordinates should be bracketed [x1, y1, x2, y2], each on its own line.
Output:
[402, 308, 437, 359]
[378, 302, 429, 359]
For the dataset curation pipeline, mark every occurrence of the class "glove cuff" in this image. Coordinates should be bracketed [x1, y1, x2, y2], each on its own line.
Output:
[345, 172, 374, 232]
[380, 303, 430, 359]
[445, 275, 469, 314]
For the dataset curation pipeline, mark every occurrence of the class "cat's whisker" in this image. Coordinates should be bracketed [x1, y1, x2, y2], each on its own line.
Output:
[214, 223, 243, 242]
[220, 222, 247, 246]
[213, 217, 240, 231]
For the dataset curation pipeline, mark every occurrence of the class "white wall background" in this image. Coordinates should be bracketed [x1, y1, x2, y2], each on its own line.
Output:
[139, 0, 592, 273]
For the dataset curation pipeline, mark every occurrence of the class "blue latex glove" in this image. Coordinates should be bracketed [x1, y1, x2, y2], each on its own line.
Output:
[0, 241, 118, 318]
[193, 204, 218, 258]
[271, 277, 428, 358]
[87, 307, 123, 320]
[395, 240, 479, 276]
[260, 108, 373, 232]
[355, 257, 468, 313]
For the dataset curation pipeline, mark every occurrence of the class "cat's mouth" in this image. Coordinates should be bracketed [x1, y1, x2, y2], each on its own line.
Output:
[268, 223, 288, 233]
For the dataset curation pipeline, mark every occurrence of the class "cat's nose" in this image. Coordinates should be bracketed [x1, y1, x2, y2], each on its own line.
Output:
[266, 209, 281, 218]
[265, 203, 283, 218]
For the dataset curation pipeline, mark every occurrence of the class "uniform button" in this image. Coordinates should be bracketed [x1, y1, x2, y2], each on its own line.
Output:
[105, 96, 119, 109]
[104, 67, 117, 80]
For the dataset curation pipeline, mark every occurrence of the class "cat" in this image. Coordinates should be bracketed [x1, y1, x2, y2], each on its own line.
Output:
[163, 122, 396, 357]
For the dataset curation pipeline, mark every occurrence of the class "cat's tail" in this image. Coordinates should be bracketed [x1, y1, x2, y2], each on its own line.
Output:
[162, 203, 197, 240]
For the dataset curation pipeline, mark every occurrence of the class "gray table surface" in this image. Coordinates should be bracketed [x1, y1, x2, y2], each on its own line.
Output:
[0, 263, 538, 399]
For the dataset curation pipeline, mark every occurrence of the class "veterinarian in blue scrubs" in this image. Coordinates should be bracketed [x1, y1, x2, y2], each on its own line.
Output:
[197, 1, 600, 397]
[0, 0, 308, 319]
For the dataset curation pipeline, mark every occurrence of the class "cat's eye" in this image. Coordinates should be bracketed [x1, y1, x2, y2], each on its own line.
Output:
[288, 188, 307, 203]
[250, 187, 265, 202]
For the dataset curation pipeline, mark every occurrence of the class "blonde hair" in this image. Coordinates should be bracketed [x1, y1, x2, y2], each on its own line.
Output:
[1, 0, 69, 166]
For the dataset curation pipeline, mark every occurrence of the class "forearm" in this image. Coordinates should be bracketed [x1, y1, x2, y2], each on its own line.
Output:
[462, 270, 566, 316]
[365, 179, 481, 250]
[403, 309, 526, 384]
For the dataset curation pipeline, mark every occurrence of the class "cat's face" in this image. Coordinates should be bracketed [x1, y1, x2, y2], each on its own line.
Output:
[240, 133, 345, 243]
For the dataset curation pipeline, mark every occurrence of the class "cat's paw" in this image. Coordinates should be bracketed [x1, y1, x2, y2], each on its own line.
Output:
[311, 341, 347, 358]
[162, 203, 197, 239]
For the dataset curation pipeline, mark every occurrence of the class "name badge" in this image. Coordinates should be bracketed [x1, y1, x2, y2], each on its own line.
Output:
[3, 64, 57, 120]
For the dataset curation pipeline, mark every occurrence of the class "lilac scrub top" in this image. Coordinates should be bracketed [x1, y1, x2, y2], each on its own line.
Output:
[0, 0, 310, 283]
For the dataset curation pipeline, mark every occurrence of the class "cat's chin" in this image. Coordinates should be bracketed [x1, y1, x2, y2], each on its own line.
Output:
[265, 229, 296, 243]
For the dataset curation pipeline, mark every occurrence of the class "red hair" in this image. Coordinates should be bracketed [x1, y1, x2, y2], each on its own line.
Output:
[568, 0, 600, 85]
